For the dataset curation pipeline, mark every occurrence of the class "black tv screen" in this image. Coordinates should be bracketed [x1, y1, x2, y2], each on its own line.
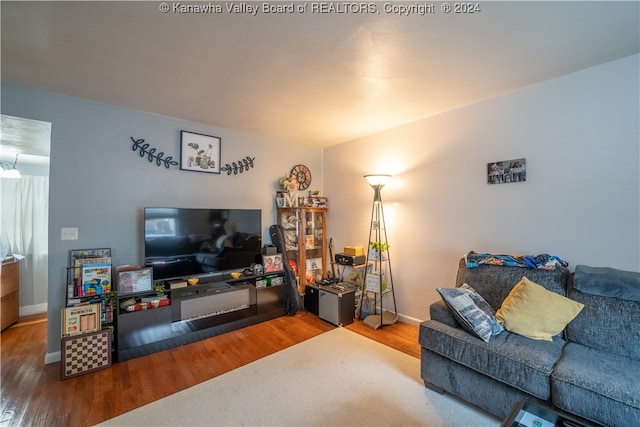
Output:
[144, 208, 262, 281]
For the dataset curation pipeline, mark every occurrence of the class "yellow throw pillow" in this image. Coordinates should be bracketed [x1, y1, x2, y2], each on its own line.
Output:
[495, 276, 584, 341]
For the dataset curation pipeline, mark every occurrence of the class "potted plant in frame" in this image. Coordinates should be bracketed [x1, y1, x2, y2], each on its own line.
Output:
[368, 241, 389, 261]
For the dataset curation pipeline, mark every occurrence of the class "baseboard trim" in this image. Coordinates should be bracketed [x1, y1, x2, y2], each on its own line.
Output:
[45, 351, 61, 364]
[20, 303, 48, 317]
[398, 313, 422, 326]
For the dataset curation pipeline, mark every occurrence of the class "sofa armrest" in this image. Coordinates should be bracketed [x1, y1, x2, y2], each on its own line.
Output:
[429, 300, 460, 329]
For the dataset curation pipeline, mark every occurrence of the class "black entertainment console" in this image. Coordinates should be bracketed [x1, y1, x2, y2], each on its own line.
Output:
[115, 271, 287, 362]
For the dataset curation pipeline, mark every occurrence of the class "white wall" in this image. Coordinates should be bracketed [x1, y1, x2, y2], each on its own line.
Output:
[323, 54, 640, 323]
[1, 83, 323, 358]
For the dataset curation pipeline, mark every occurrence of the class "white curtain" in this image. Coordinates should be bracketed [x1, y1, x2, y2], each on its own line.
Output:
[0, 176, 49, 305]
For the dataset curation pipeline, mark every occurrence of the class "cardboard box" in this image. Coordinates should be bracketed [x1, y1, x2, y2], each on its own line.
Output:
[344, 246, 365, 256]
[61, 303, 101, 337]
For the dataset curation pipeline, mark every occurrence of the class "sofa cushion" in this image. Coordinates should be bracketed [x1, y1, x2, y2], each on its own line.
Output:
[454, 258, 570, 312]
[495, 277, 583, 341]
[574, 265, 640, 302]
[437, 283, 504, 342]
[552, 343, 640, 427]
[419, 319, 565, 400]
[566, 280, 640, 360]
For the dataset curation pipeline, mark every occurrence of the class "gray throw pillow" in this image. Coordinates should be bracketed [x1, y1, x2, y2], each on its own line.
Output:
[437, 283, 504, 342]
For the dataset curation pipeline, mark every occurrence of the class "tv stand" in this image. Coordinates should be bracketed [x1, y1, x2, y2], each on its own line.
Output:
[115, 271, 287, 361]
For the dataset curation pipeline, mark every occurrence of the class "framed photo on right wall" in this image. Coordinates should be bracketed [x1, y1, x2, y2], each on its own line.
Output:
[487, 158, 526, 184]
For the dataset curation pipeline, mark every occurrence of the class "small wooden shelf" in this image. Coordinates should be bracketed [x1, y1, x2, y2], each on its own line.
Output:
[1, 258, 20, 331]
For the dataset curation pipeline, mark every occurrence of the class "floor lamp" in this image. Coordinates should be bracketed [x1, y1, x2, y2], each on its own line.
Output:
[360, 174, 398, 330]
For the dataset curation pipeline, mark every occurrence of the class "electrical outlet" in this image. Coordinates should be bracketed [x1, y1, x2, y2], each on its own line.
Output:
[61, 227, 78, 241]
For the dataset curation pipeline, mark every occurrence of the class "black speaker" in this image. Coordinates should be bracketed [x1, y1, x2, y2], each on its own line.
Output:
[304, 284, 319, 315]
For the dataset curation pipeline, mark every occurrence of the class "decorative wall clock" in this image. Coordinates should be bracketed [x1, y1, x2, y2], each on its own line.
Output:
[290, 164, 312, 190]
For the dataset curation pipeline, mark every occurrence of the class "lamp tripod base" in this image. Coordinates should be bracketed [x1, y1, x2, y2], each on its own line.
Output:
[362, 310, 399, 330]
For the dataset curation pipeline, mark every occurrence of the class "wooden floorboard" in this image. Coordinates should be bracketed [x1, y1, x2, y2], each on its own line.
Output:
[0, 311, 420, 426]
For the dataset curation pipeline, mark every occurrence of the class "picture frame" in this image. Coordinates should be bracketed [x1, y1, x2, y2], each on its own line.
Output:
[307, 196, 328, 208]
[117, 267, 153, 296]
[365, 273, 382, 293]
[488, 158, 526, 184]
[262, 254, 284, 273]
[180, 130, 221, 174]
[306, 257, 322, 284]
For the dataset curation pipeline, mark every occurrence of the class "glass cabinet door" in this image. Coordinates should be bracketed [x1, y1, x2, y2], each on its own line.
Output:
[278, 207, 327, 294]
[303, 210, 325, 285]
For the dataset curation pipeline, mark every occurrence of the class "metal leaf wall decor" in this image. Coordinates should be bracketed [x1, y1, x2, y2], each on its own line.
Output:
[221, 157, 256, 175]
[131, 137, 178, 169]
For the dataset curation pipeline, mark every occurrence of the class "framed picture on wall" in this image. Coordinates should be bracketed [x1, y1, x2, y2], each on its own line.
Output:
[487, 158, 526, 184]
[180, 130, 221, 174]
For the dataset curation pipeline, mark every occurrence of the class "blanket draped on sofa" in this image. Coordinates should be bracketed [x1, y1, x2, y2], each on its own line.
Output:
[465, 251, 568, 270]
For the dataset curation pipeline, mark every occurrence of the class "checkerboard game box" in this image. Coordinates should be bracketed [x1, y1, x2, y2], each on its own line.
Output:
[61, 329, 111, 380]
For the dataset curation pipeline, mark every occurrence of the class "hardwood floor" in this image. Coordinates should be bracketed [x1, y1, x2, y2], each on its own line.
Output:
[1, 311, 419, 426]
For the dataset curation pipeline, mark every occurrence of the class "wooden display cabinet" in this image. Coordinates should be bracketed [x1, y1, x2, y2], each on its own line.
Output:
[277, 207, 327, 294]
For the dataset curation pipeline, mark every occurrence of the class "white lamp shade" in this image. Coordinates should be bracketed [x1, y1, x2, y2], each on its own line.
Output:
[364, 174, 391, 187]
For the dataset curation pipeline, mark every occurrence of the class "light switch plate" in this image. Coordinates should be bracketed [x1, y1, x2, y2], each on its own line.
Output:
[61, 227, 78, 240]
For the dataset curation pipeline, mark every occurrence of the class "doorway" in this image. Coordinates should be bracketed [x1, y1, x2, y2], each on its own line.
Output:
[0, 114, 51, 315]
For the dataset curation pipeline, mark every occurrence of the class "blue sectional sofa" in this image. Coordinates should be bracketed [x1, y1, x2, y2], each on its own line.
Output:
[418, 258, 640, 426]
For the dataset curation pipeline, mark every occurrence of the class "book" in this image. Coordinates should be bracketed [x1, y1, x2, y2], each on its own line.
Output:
[61, 303, 101, 337]
[141, 295, 168, 303]
[70, 256, 112, 297]
[66, 298, 82, 306]
[169, 279, 188, 289]
[81, 263, 112, 296]
[73, 256, 112, 276]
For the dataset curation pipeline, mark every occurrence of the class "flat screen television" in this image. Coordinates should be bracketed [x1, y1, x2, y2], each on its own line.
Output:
[144, 208, 262, 281]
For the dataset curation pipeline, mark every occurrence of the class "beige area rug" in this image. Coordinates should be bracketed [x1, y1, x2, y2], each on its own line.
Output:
[99, 328, 500, 426]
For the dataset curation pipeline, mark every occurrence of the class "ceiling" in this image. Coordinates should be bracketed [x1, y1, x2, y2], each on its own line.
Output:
[0, 114, 51, 166]
[1, 1, 638, 150]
